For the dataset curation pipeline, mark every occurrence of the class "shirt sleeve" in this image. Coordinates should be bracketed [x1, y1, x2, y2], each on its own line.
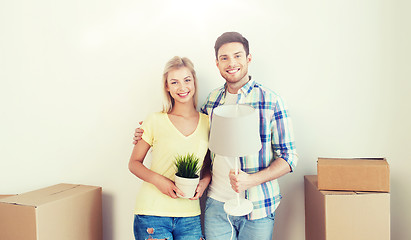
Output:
[200, 102, 208, 115]
[141, 113, 155, 146]
[200, 93, 212, 115]
[271, 97, 298, 172]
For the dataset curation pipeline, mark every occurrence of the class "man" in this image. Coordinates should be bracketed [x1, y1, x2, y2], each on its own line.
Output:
[134, 32, 298, 240]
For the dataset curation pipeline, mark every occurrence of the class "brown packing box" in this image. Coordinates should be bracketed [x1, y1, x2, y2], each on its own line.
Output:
[304, 175, 390, 240]
[0, 195, 16, 199]
[0, 184, 102, 240]
[317, 157, 390, 192]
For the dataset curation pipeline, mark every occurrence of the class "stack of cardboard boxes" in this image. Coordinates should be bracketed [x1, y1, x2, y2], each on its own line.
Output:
[0, 183, 102, 240]
[305, 158, 390, 240]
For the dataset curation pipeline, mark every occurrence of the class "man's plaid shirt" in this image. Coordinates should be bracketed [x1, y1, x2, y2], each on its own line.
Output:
[200, 78, 298, 220]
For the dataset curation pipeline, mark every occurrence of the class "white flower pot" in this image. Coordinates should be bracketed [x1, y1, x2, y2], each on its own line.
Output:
[174, 174, 199, 198]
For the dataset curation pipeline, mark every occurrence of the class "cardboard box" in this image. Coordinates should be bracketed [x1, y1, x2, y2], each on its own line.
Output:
[0, 184, 102, 240]
[0, 195, 15, 199]
[317, 157, 390, 192]
[304, 175, 390, 240]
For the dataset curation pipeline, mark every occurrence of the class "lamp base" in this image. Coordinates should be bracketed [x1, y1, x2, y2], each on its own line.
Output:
[224, 198, 254, 216]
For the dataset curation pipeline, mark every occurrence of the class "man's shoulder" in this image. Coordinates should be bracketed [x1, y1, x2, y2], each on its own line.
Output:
[203, 85, 225, 104]
[207, 85, 225, 97]
[200, 86, 225, 115]
[251, 81, 283, 102]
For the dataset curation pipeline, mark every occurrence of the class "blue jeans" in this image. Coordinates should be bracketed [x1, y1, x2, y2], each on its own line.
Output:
[133, 215, 204, 240]
[204, 197, 275, 240]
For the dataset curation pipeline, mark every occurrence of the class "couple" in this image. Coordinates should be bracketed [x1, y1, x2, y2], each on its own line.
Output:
[129, 32, 298, 240]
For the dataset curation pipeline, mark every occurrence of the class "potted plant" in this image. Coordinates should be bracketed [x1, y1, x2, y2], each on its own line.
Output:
[174, 153, 201, 198]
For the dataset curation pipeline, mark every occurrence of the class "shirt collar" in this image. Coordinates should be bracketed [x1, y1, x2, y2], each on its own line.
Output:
[223, 76, 255, 97]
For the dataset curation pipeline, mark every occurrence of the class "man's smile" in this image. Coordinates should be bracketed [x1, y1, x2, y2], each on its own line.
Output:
[227, 68, 240, 74]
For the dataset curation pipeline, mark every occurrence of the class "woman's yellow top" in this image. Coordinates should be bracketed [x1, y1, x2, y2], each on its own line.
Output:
[134, 112, 209, 217]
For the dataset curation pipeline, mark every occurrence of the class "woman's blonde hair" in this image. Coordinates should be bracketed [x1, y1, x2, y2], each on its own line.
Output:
[162, 56, 198, 113]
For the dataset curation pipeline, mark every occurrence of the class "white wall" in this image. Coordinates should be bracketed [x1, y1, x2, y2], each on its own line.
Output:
[1, 0, 410, 239]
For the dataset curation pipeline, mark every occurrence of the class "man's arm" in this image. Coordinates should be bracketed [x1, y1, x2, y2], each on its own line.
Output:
[229, 157, 291, 193]
[229, 95, 298, 193]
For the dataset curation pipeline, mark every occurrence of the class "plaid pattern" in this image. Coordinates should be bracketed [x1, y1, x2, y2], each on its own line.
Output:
[200, 78, 298, 220]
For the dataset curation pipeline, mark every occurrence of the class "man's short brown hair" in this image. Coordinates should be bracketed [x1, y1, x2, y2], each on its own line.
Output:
[214, 32, 250, 59]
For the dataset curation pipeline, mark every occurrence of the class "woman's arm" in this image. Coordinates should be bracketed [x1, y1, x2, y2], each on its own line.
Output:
[191, 150, 212, 200]
[128, 139, 183, 198]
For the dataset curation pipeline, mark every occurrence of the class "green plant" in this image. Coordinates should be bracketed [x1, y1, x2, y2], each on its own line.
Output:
[174, 153, 200, 179]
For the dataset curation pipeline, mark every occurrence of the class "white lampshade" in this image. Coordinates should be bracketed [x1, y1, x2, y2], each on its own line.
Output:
[209, 104, 262, 157]
[208, 104, 262, 216]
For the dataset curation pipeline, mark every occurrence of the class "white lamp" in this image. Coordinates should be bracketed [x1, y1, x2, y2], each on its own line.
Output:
[208, 104, 262, 216]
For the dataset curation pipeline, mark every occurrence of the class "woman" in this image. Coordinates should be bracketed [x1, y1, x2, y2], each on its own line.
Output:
[128, 56, 210, 240]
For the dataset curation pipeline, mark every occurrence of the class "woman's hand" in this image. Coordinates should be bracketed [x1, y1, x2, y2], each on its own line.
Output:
[190, 176, 211, 200]
[153, 175, 184, 199]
